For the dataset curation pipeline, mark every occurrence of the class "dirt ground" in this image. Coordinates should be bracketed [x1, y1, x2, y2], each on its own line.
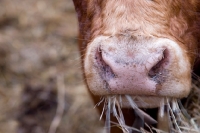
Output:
[0, 0, 104, 133]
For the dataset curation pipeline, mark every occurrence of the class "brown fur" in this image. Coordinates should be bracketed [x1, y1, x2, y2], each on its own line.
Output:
[74, 0, 200, 64]
[73, 0, 200, 132]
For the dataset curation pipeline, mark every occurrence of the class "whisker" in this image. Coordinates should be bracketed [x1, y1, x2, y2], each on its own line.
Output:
[99, 98, 106, 120]
[94, 92, 199, 133]
[105, 96, 111, 133]
[112, 97, 129, 133]
[94, 97, 105, 108]
[158, 98, 165, 118]
[166, 98, 182, 132]
[125, 95, 157, 125]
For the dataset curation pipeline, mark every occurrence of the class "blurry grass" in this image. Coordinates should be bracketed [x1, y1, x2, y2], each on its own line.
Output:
[0, 0, 104, 133]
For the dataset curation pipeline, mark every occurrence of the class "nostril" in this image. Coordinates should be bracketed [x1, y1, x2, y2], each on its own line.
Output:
[95, 48, 116, 80]
[148, 49, 169, 83]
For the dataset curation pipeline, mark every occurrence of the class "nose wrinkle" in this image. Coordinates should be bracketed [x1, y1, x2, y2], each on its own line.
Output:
[148, 49, 169, 84]
[95, 48, 116, 81]
[101, 50, 158, 95]
[96, 43, 169, 95]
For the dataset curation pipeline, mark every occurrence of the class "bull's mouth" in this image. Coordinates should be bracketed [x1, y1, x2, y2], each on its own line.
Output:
[94, 50, 191, 131]
[97, 95, 194, 133]
[95, 47, 175, 108]
[85, 36, 191, 108]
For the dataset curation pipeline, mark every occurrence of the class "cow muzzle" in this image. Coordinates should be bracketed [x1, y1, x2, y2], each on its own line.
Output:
[84, 35, 191, 107]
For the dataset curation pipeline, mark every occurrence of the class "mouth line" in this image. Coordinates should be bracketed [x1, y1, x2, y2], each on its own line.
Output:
[99, 94, 182, 109]
[104, 94, 177, 99]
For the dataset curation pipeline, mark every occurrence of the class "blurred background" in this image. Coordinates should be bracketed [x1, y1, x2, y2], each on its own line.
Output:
[0, 0, 104, 133]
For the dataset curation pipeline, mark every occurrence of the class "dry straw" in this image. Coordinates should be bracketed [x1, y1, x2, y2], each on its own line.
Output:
[97, 79, 200, 133]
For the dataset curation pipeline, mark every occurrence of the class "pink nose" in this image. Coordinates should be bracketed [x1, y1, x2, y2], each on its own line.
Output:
[96, 46, 169, 95]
